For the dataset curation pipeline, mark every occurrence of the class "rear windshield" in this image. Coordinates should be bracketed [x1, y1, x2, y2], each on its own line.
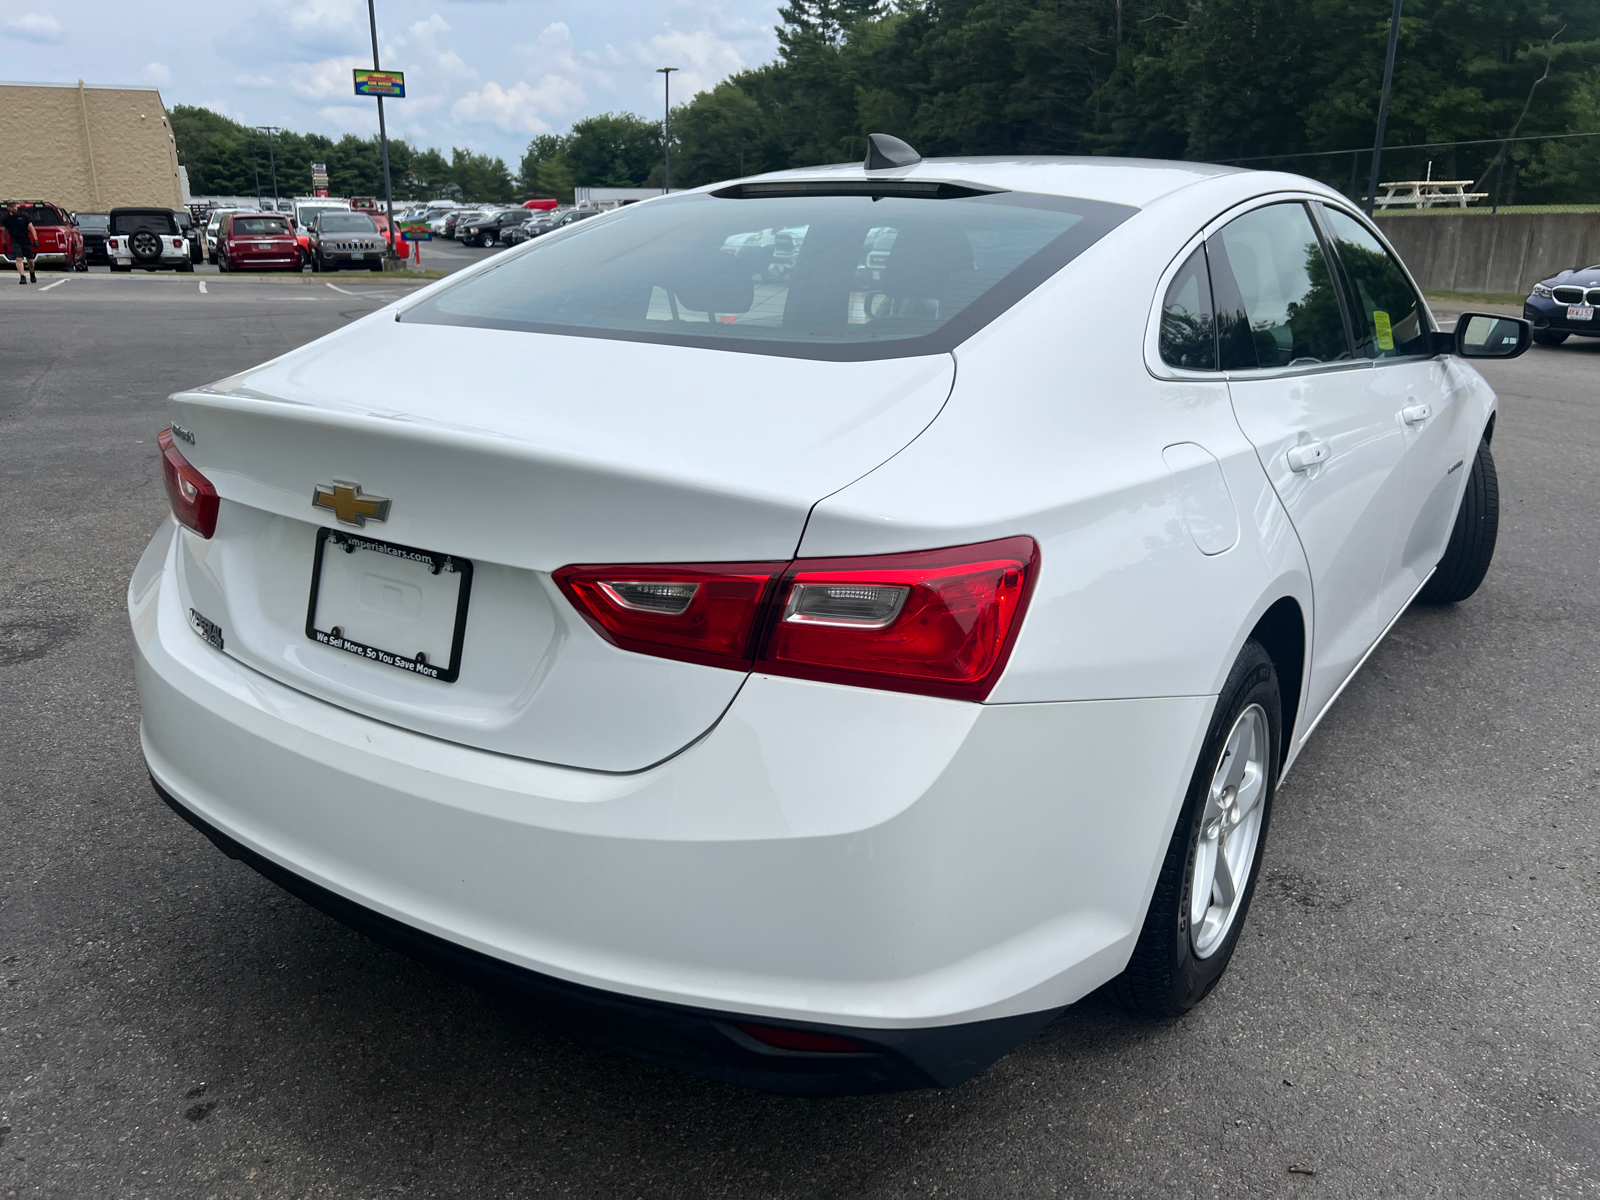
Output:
[233, 217, 292, 235]
[318, 214, 378, 233]
[77, 213, 110, 230]
[15, 206, 64, 225]
[113, 212, 177, 234]
[403, 189, 1133, 360]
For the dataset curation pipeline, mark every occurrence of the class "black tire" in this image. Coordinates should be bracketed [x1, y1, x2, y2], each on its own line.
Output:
[216, 253, 228, 273]
[177, 259, 194, 273]
[310, 254, 320, 273]
[129, 229, 162, 262]
[110, 263, 131, 273]
[1532, 331, 1568, 346]
[1114, 639, 1281, 1018]
[1416, 437, 1499, 605]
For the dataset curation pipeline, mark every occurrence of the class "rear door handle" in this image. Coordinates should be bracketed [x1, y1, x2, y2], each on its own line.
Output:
[1402, 403, 1432, 425]
[1286, 440, 1331, 473]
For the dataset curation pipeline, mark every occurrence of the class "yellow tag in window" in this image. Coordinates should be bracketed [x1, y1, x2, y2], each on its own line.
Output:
[1373, 309, 1395, 351]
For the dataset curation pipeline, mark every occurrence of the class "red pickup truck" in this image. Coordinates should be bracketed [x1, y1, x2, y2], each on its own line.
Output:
[0, 201, 86, 271]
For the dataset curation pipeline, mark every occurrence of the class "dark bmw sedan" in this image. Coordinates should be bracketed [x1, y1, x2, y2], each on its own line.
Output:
[1524, 264, 1600, 345]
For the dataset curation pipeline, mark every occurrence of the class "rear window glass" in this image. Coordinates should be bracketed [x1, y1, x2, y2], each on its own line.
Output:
[403, 189, 1134, 360]
[233, 217, 292, 235]
[77, 213, 110, 230]
[318, 214, 378, 233]
[113, 212, 177, 234]
[17, 206, 64, 225]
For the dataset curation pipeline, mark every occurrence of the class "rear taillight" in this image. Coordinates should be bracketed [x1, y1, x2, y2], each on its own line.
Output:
[555, 536, 1037, 700]
[157, 429, 219, 538]
[107, 238, 118, 249]
[759, 538, 1037, 699]
[554, 563, 782, 671]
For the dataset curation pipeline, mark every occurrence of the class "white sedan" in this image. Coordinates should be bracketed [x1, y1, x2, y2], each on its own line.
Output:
[129, 138, 1529, 1094]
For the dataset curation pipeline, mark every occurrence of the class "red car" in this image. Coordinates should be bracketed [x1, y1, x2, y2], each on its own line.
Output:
[1, 200, 85, 271]
[216, 212, 303, 272]
[369, 213, 411, 263]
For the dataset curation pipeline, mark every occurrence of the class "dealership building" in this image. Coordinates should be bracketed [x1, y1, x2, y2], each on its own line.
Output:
[0, 80, 185, 212]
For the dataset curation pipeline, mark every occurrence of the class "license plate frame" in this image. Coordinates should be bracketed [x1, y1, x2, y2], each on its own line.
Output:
[304, 528, 473, 683]
[351, 252, 365, 260]
[1567, 304, 1594, 321]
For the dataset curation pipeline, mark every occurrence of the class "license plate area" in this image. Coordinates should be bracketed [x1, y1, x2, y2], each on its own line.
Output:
[1567, 304, 1594, 321]
[305, 528, 473, 682]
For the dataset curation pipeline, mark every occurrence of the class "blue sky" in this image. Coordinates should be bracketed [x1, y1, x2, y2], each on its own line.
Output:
[1, 0, 781, 162]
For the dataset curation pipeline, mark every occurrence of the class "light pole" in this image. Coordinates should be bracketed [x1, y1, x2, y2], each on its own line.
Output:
[365, 0, 397, 256]
[1363, 0, 1403, 215]
[656, 66, 678, 194]
[256, 126, 282, 210]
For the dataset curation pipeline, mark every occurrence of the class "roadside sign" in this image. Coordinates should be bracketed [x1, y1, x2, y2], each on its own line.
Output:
[354, 70, 405, 98]
[311, 161, 330, 193]
[400, 221, 431, 242]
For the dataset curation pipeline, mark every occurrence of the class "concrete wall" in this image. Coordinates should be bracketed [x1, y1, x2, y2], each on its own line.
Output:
[0, 81, 183, 212]
[1376, 211, 1600, 295]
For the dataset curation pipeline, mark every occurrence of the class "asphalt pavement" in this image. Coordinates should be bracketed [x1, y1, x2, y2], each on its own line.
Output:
[1, 267, 1597, 1198]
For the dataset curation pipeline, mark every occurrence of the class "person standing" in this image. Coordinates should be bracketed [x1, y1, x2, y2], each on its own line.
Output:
[5, 203, 38, 284]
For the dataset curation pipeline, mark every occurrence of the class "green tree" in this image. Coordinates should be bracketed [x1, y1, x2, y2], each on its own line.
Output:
[564, 113, 662, 186]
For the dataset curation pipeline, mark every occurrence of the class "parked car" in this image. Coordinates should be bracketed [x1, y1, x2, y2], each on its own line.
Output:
[499, 214, 559, 247]
[307, 211, 386, 272]
[458, 208, 520, 247]
[204, 209, 248, 262]
[106, 207, 193, 272]
[216, 212, 303, 273]
[75, 212, 112, 265]
[292, 199, 354, 259]
[173, 209, 204, 264]
[1524, 265, 1600, 345]
[442, 208, 489, 240]
[133, 150, 1530, 1096]
[1, 200, 86, 271]
[367, 212, 411, 263]
[547, 207, 599, 231]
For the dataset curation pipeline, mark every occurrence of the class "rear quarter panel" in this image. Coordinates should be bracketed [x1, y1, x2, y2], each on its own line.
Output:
[799, 198, 1312, 707]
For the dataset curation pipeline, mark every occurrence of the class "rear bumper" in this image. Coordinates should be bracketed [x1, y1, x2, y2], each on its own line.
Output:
[3, 252, 67, 265]
[131, 518, 1212, 1089]
[229, 256, 300, 269]
[150, 773, 1051, 1093]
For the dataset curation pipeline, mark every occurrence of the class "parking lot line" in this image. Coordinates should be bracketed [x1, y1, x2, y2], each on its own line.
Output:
[199, 281, 208, 294]
[36, 278, 66, 292]
[324, 282, 364, 297]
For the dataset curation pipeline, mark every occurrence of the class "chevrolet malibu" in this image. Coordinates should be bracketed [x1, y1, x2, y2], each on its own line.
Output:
[130, 141, 1529, 1094]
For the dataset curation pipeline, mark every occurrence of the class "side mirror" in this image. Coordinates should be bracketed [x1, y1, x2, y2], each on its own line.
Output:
[1445, 312, 1532, 359]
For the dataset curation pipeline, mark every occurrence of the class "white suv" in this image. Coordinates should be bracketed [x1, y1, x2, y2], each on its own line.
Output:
[107, 208, 193, 273]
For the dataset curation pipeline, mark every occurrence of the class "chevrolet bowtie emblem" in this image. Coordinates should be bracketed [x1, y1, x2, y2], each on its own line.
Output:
[312, 481, 391, 527]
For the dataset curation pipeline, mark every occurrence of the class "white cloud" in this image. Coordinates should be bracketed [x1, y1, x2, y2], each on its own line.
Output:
[516, 22, 613, 90]
[317, 105, 379, 133]
[143, 62, 172, 86]
[289, 55, 369, 100]
[237, 74, 276, 88]
[2, 11, 63, 42]
[452, 77, 585, 134]
[633, 30, 745, 98]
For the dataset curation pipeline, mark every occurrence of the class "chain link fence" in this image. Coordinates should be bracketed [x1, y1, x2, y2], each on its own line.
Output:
[1214, 131, 1600, 214]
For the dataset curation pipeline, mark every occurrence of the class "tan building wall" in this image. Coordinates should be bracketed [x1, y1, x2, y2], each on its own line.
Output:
[0, 80, 183, 213]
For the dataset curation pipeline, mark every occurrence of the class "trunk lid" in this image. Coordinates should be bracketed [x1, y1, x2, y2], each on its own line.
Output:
[167, 318, 954, 771]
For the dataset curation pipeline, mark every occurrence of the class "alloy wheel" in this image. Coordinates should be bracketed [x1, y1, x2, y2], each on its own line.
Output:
[1188, 703, 1269, 958]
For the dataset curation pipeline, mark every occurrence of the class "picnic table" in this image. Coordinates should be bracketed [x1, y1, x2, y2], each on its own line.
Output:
[1374, 178, 1488, 209]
